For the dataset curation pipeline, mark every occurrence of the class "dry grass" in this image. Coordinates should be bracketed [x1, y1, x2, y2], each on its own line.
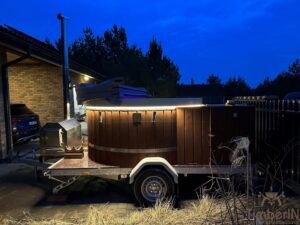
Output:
[0, 196, 248, 225]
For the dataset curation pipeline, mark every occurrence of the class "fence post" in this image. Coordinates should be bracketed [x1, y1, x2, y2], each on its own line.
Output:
[295, 100, 298, 182]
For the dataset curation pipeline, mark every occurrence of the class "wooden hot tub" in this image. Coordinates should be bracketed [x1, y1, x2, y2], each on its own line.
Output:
[86, 98, 255, 168]
[85, 98, 202, 167]
[87, 109, 177, 167]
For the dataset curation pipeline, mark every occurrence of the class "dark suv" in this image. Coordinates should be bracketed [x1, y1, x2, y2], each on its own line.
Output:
[11, 104, 40, 144]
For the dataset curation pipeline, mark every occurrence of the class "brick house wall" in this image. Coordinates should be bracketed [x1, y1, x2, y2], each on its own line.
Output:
[8, 64, 64, 126]
[0, 49, 98, 160]
[8, 63, 96, 126]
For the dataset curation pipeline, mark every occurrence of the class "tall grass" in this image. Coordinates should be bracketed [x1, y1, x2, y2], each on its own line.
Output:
[0, 196, 246, 225]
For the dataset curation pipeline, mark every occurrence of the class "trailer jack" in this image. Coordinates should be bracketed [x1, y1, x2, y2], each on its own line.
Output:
[44, 171, 79, 194]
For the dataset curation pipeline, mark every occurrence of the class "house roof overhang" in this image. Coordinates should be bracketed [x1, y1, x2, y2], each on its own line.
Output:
[0, 25, 105, 80]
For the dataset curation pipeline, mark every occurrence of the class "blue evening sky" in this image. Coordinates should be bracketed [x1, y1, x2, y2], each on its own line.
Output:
[1, 0, 300, 87]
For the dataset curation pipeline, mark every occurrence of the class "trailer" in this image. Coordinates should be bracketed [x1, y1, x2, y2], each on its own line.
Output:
[44, 151, 247, 205]
[39, 98, 254, 205]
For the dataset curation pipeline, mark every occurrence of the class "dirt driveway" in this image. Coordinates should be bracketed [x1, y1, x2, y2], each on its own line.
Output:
[0, 156, 203, 223]
[0, 141, 199, 222]
[0, 162, 137, 221]
[1, 139, 136, 221]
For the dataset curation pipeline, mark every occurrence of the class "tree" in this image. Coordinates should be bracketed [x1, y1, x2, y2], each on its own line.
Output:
[224, 77, 251, 97]
[66, 26, 180, 97]
[144, 37, 180, 96]
[69, 28, 104, 72]
[207, 74, 221, 85]
[103, 24, 128, 61]
[288, 59, 300, 76]
[147, 37, 163, 62]
[255, 76, 272, 95]
[254, 59, 300, 98]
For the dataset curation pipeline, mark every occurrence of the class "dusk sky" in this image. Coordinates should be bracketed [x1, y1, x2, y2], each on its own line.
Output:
[1, 0, 300, 87]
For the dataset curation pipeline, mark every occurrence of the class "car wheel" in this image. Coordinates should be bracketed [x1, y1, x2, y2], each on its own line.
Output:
[133, 168, 175, 206]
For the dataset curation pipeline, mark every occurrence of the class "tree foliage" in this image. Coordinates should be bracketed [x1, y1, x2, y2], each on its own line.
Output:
[224, 77, 251, 97]
[207, 74, 221, 85]
[205, 60, 300, 98]
[255, 59, 300, 98]
[65, 25, 180, 97]
[48, 25, 300, 98]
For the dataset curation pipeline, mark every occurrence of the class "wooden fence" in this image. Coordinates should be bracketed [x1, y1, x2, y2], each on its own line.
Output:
[233, 98, 300, 184]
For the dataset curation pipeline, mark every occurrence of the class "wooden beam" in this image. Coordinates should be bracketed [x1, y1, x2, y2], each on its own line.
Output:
[0, 50, 11, 159]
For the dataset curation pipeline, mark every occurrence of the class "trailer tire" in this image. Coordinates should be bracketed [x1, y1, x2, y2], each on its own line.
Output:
[133, 168, 175, 206]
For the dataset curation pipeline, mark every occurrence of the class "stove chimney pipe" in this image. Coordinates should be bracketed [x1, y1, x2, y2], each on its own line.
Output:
[57, 13, 70, 119]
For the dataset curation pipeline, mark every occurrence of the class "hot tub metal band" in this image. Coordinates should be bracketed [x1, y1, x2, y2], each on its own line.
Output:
[88, 143, 176, 154]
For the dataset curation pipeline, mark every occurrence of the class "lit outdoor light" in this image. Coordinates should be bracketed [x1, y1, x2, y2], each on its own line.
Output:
[86, 104, 204, 111]
[82, 73, 93, 82]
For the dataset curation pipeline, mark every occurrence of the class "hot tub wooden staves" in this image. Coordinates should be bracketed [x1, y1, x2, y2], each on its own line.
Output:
[87, 110, 177, 167]
[87, 105, 254, 168]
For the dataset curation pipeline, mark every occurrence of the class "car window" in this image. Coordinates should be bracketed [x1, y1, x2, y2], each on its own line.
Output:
[11, 104, 34, 115]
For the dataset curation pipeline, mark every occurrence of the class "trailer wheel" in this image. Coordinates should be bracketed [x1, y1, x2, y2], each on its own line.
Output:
[133, 168, 175, 206]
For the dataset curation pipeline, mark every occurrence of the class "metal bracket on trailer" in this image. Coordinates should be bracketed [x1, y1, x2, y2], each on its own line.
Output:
[44, 171, 79, 194]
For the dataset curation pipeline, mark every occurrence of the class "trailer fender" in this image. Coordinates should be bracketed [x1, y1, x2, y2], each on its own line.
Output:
[129, 157, 178, 184]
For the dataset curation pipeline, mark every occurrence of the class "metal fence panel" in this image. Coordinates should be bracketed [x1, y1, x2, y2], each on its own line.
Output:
[233, 99, 300, 183]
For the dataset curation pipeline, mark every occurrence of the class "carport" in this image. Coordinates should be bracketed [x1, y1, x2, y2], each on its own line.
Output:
[0, 25, 103, 160]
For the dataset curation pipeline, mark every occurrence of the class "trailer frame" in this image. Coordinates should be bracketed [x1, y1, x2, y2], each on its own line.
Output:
[44, 151, 246, 194]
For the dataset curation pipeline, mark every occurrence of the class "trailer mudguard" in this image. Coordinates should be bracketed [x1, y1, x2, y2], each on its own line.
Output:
[129, 157, 178, 184]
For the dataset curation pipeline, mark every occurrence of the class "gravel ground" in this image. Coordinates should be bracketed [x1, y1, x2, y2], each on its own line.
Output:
[0, 162, 137, 221]
[0, 140, 138, 221]
[0, 141, 202, 222]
